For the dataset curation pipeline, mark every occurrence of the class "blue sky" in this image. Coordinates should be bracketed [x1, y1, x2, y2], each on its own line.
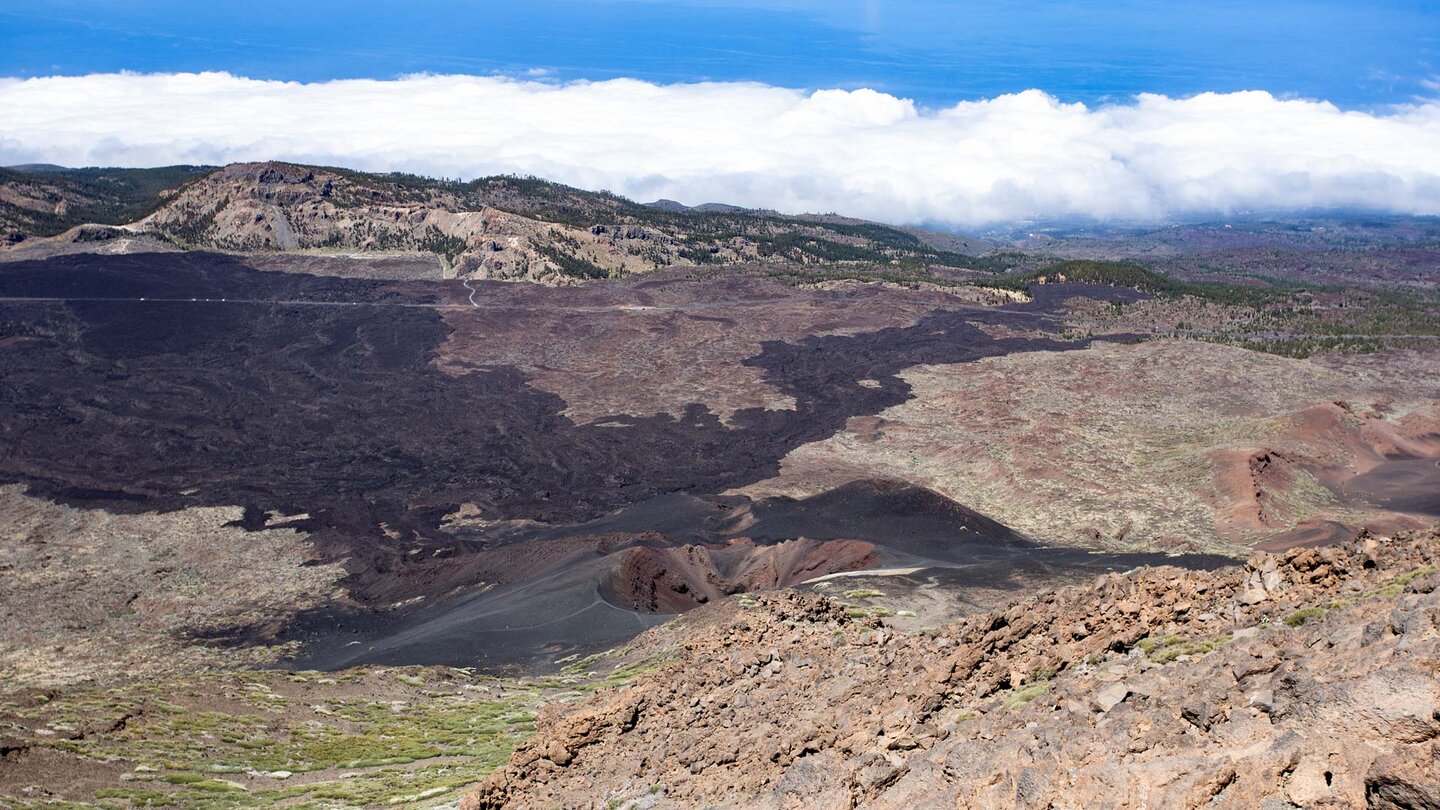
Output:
[2, 0, 1437, 108]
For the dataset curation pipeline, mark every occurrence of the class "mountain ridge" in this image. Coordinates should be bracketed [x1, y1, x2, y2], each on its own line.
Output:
[1, 161, 996, 283]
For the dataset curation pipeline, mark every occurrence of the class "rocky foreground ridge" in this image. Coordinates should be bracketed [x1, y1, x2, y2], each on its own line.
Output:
[467, 527, 1440, 808]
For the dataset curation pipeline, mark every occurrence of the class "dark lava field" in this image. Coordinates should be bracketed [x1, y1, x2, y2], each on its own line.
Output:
[0, 252, 1226, 668]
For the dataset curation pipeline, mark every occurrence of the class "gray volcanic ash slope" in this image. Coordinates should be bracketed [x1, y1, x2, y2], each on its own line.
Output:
[285, 480, 1229, 671]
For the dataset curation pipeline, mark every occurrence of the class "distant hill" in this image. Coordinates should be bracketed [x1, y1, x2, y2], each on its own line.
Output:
[2, 161, 996, 283]
[644, 199, 749, 214]
[5, 163, 74, 172]
[0, 164, 214, 243]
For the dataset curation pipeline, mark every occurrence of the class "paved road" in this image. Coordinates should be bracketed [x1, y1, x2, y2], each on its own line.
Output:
[2, 292, 1434, 344]
[0, 290, 1056, 318]
[1168, 327, 1440, 342]
[0, 293, 669, 313]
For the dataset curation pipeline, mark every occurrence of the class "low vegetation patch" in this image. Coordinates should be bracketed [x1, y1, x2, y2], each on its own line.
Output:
[0, 667, 566, 808]
[1004, 681, 1048, 709]
[1336, 564, 1440, 606]
[1283, 607, 1326, 627]
[1139, 633, 1233, 664]
[844, 604, 896, 619]
[1373, 564, 1437, 598]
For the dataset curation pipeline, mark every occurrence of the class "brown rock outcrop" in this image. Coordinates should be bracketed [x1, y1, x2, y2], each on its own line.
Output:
[609, 538, 882, 613]
[465, 526, 1440, 809]
[139, 163, 671, 282]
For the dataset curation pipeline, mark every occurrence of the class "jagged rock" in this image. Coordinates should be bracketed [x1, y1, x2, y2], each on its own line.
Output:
[463, 526, 1440, 809]
[544, 740, 573, 766]
[1247, 688, 1276, 713]
[1180, 700, 1216, 730]
[1237, 575, 1269, 605]
[1091, 682, 1131, 713]
[1366, 742, 1440, 809]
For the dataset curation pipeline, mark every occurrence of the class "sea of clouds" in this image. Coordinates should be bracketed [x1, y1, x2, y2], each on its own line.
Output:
[3, 72, 1438, 227]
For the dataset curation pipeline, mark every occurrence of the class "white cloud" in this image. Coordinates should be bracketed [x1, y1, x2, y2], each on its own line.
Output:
[2, 72, 1439, 226]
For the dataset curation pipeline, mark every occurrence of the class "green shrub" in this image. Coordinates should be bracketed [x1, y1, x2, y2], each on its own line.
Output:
[1139, 633, 1232, 664]
[1283, 607, 1325, 627]
[1004, 681, 1048, 709]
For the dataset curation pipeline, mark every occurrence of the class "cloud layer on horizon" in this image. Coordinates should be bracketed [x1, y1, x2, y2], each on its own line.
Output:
[3, 72, 1439, 227]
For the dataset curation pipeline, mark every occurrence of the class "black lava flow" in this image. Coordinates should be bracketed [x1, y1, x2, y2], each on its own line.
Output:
[0, 252, 1141, 593]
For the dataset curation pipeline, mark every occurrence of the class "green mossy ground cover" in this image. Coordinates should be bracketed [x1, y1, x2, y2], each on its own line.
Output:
[0, 659, 665, 809]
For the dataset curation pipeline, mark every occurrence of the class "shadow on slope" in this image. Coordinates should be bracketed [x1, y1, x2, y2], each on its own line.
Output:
[284, 480, 1232, 672]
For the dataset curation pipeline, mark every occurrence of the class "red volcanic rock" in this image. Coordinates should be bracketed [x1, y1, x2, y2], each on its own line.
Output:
[608, 538, 882, 613]
[1212, 400, 1440, 539]
[1213, 447, 1300, 529]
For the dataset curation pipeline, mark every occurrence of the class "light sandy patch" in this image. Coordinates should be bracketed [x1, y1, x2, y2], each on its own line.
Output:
[0, 486, 347, 688]
[732, 341, 1440, 552]
[802, 566, 925, 584]
[435, 288, 961, 424]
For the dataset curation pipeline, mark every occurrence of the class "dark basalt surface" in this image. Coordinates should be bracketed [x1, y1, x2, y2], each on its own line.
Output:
[0, 252, 1216, 669]
[283, 481, 1233, 672]
[1345, 458, 1440, 517]
[0, 252, 1116, 535]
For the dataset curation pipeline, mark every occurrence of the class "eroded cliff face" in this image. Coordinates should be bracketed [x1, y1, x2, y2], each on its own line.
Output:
[128, 162, 970, 283]
[467, 526, 1440, 809]
[139, 163, 666, 282]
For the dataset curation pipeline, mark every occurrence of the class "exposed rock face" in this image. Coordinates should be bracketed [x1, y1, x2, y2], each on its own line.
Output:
[466, 526, 1440, 808]
[0, 173, 80, 236]
[126, 162, 977, 283]
[0, 165, 213, 248]
[142, 163, 653, 282]
[608, 538, 882, 613]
